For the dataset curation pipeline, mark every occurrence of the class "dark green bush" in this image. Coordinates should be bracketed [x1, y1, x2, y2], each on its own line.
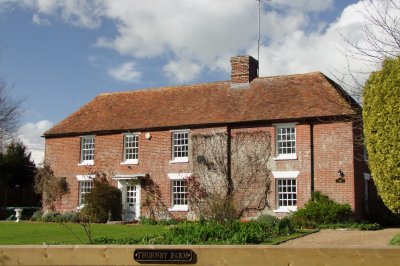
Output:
[257, 214, 279, 227]
[93, 219, 295, 245]
[140, 216, 185, 225]
[82, 175, 122, 223]
[317, 222, 381, 231]
[291, 191, 353, 228]
[389, 233, 400, 246]
[40, 211, 80, 223]
[30, 210, 44, 221]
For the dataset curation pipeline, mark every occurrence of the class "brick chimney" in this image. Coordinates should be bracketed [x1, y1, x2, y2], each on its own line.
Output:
[230, 55, 259, 87]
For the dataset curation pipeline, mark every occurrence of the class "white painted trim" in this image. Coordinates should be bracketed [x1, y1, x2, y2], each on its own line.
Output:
[169, 157, 189, 164]
[167, 173, 191, 180]
[76, 175, 95, 181]
[273, 154, 297, 160]
[121, 159, 139, 165]
[168, 205, 189, 212]
[78, 160, 94, 166]
[274, 206, 297, 213]
[112, 174, 146, 180]
[272, 122, 298, 127]
[272, 171, 300, 179]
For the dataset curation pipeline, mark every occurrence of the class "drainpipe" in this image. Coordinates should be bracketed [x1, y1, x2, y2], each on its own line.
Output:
[310, 123, 315, 194]
[226, 125, 233, 197]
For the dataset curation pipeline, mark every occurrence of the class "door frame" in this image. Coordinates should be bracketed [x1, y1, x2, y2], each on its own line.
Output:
[113, 174, 144, 221]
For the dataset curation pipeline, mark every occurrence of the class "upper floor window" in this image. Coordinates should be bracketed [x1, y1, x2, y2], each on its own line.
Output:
[80, 136, 95, 165]
[171, 130, 189, 163]
[122, 133, 139, 164]
[275, 124, 296, 160]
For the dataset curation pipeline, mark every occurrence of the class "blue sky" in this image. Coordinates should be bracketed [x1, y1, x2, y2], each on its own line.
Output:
[0, 0, 391, 163]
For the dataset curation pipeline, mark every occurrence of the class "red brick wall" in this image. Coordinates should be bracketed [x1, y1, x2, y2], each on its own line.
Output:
[45, 121, 364, 218]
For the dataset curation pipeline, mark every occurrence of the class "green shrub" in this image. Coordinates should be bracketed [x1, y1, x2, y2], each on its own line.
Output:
[30, 210, 43, 221]
[257, 214, 279, 227]
[363, 56, 400, 215]
[389, 233, 400, 245]
[140, 216, 185, 225]
[39, 211, 80, 223]
[318, 222, 381, 231]
[82, 175, 122, 223]
[291, 191, 353, 228]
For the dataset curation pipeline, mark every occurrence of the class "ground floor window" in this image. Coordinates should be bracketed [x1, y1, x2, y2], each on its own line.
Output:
[172, 180, 188, 207]
[273, 171, 299, 212]
[167, 173, 190, 211]
[276, 178, 297, 209]
[79, 180, 93, 206]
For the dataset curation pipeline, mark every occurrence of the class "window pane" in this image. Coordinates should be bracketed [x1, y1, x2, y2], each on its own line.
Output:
[173, 131, 188, 159]
[124, 134, 139, 160]
[277, 127, 296, 156]
[276, 178, 297, 208]
[172, 180, 188, 206]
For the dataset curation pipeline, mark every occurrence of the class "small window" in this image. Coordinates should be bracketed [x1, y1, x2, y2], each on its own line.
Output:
[171, 130, 189, 163]
[275, 124, 296, 160]
[80, 136, 95, 165]
[123, 133, 139, 164]
[171, 179, 188, 210]
[167, 173, 190, 211]
[79, 180, 93, 206]
[276, 178, 297, 210]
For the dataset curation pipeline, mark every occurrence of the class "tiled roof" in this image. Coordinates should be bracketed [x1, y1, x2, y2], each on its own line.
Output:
[44, 72, 359, 137]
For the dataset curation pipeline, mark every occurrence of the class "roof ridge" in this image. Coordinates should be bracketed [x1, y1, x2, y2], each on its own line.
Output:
[258, 71, 322, 80]
[99, 80, 230, 96]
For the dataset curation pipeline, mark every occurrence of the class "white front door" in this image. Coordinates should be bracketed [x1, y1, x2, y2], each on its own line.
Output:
[119, 180, 141, 221]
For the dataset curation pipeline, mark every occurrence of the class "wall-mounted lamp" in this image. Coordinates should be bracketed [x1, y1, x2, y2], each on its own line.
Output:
[145, 132, 151, 140]
[336, 169, 345, 183]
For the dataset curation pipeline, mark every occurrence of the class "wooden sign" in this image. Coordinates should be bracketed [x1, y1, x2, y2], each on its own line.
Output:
[134, 249, 196, 264]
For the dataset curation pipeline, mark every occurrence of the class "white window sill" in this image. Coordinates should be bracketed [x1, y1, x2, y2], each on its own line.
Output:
[169, 158, 189, 164]
[121, 159, 138, 165]
[274, 207, 297, 213]
[273, 154, 297, 161]
[78, 160, 94, 166]
[168, 206, 189, 212]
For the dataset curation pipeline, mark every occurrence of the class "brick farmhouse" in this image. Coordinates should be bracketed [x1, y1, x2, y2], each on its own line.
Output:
[44, 55, 372, 220]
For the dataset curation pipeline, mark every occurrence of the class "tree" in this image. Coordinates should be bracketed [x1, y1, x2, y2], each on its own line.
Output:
[0, 141, 36, 189]
[363, 56, 400, 215]
[0, 81, 23, 148]
[188, 130, 272, 222]
[34, 162, 69, 210]
[337, 0, 400, 98]
[81, 172, 122, 223]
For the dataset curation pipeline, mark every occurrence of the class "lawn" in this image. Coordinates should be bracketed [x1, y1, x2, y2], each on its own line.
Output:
[0, 222, 166, 245]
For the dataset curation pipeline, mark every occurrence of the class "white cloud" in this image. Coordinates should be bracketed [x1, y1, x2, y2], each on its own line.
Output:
[108, 62, 141, 83]
[17, 120, 53, 165]
[1, 0, 396, 85]
[32, 13, 50, 25]
[163, 59, 202, 83]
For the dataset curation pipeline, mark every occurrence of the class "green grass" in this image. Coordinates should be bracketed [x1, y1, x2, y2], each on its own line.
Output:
[266, 229, 319, 245]
[0, 222, 166, 245]
[389, 232, 400, 246]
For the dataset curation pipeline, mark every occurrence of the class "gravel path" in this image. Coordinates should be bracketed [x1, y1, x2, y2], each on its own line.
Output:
[280, 228, 400, 247]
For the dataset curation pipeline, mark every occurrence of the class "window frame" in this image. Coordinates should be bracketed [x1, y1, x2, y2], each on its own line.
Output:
[274, 123, 297, 160]
[273, 171, 299, 212]
[167, 173, 190, 211]
[170, 130, 189, 163]
[79, 135, 95, 165]
[121, 133, 139, 165]
[76, 175, 95, 209]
